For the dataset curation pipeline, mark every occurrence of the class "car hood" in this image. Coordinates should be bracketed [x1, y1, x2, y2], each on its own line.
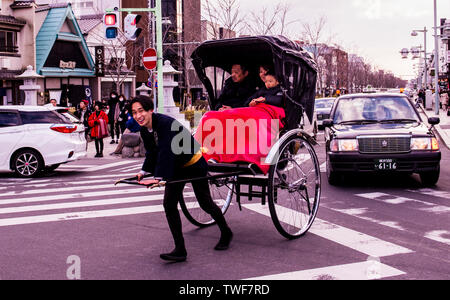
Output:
[332, 122, 432, 139]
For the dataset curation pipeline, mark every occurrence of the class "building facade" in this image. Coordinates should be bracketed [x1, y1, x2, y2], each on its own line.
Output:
[0, 1, 97, 106]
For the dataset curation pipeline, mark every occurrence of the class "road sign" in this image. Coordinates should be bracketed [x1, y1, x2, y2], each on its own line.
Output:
[142, 48, 157, 70]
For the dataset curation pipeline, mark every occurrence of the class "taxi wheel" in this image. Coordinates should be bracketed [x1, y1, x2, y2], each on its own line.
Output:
[419, 167, 440, 187]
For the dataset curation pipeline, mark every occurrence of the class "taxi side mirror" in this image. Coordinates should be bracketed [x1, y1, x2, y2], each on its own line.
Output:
[428, 117, 440, 126]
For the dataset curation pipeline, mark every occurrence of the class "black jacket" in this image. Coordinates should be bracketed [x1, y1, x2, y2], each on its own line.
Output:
[140, 113, 201, 181]
[245, 85, 284, 107]
[215, 77, 256, 110]
[107, 96, 118, 124]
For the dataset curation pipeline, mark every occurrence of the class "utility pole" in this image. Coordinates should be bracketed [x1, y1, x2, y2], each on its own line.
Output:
[433, 0, 440, 116]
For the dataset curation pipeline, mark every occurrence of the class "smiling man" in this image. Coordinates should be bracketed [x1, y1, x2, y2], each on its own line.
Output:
[130, 95, 233, 262]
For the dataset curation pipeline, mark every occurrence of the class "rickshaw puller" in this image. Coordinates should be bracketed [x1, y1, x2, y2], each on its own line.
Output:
[131, 96, 233, 263]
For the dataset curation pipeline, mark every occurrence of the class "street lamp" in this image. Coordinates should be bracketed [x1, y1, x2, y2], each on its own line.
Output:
[411, 27, 428, 90]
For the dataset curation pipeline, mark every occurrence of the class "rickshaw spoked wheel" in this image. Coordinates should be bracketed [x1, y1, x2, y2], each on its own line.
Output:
[268, 134, 321, 239]
[179, 175, 235, 227]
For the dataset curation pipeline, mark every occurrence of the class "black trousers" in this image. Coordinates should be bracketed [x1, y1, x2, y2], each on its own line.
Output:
[109, 122, 120, 140]
[163, 158, 230, 250]
[94, 138, 104, 154]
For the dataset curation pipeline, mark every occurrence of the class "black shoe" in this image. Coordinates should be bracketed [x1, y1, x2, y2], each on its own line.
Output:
[214, 230, 233, 251]
[94, 153, 100, 158]
[160, 249, 187, 262]
[98, 153, 103, 158]
[110, 140, 115, 144]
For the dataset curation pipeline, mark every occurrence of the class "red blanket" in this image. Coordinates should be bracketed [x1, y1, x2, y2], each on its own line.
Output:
[194, 104, 285, 174]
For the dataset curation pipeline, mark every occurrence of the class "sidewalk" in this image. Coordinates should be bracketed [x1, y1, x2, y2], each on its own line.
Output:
[419, 105, 450, 150]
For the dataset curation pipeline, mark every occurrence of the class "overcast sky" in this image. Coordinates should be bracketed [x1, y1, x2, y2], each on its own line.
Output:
[238, 0, 450, 80]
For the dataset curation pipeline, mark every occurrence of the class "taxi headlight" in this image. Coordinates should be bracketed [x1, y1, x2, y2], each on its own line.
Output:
[411, 138, 439, 150]
[330, 139, 359, 152]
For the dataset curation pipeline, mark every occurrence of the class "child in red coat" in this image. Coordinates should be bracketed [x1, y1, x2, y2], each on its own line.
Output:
[88, 103, 109, 157]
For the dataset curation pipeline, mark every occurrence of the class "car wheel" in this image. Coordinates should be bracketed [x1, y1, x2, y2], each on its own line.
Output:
[419, 167, 440, 187]
[13, 149, 44, 178]
[326, 156, 340, 185]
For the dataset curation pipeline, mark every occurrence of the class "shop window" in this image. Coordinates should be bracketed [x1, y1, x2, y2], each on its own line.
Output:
[0, 30, 18, 53]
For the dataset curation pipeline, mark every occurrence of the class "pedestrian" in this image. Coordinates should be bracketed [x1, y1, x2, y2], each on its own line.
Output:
[74, 99, 91, 141]
[440, 91, 449, 112]
[107, 91, 120, 144]
[88, 102, 109, 158]
[115, 94, 128, 134]
[131, 95, 233, 262]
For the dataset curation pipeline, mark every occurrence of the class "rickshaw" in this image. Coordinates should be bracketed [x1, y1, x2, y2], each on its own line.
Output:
[117, 36, 321, 239]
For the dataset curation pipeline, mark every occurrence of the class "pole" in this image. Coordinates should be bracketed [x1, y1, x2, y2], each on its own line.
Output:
[424, 27, 428, 90]
[155, 0, 164, 114]
[433, 0, 440, 116]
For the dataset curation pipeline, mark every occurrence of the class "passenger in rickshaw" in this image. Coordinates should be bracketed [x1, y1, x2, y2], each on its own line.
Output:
[195, 65, 286, 175]
[245, 72, 283, 108]
[214, 63, 257, 111]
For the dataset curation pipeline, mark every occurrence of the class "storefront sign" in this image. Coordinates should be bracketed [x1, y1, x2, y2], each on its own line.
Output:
[60, 60, 76, 69]
[95, 46, 105, 77]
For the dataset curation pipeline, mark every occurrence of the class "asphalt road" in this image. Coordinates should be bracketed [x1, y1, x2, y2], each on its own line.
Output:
[0, 132, 448, 281]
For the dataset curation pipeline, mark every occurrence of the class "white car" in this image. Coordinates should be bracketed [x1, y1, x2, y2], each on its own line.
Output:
[0, 105, 87, 177]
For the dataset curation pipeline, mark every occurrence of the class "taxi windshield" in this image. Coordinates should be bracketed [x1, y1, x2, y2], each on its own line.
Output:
[333, 96, 419, 124]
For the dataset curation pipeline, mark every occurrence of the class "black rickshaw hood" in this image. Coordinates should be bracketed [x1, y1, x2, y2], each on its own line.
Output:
[191, 35, 318, 128]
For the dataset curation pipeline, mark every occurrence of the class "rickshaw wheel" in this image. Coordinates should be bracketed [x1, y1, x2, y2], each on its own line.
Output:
[268, 134, 321, 239]
[179, 176, 235, 228]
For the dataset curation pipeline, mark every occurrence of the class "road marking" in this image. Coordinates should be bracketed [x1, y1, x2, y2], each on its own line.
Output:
[424, 230, 450, 246]
[0, 183, 134, 197]
[322, 206, 406, 231]
[243, 260, 405, 280]
[0, 205, 166, 227]
[83, 161, 137, 172]
[0, 192, 195, 215]
[407, 188, 450, 200]
[243, 204, 413, 257]
[0, 186, 165, 206]
[320, 162, 326, 173]
[356, 192, 450, 214]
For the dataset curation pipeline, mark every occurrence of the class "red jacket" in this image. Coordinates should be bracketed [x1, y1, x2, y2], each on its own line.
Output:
[88, 110, 109, 138]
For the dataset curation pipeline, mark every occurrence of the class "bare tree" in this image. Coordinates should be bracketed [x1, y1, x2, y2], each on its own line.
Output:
[300, 16, 334, 96]
[243, 2, 299, 36]
[202, 0, 246, 39]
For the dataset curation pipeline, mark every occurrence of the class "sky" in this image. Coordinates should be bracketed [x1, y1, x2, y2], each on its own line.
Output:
[238, 0, 450, 80]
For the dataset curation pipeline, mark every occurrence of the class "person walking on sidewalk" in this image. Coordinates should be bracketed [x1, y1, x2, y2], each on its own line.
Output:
[440, 91, 449, 113]
[131, 95, 233, 263]
[88, 102, 109, 158]
[107, 91, 120, 144]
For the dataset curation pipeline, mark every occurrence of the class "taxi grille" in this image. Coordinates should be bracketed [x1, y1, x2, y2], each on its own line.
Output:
[358, 136, 411, 153]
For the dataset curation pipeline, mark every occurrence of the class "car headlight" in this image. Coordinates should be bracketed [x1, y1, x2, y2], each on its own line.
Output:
[330, 139, 359, 152]
[411, 137, 439, 150]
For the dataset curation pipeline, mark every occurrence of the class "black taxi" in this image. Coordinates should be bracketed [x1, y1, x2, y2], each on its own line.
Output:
[323, 93, 441, 186]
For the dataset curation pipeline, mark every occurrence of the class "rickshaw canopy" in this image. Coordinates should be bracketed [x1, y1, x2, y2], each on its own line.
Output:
[191, 35, 318, 128]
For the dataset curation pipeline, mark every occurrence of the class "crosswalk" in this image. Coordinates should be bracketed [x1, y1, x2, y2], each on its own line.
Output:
[0, 158, 449, 279]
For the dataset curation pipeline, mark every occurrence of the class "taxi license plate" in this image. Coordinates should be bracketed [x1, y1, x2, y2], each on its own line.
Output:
[374, 159, 397, 171]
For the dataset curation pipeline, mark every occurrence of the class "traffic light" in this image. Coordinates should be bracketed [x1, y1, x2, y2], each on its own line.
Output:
[124, 14, 142, 40]
[104, 11, 119, 39]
